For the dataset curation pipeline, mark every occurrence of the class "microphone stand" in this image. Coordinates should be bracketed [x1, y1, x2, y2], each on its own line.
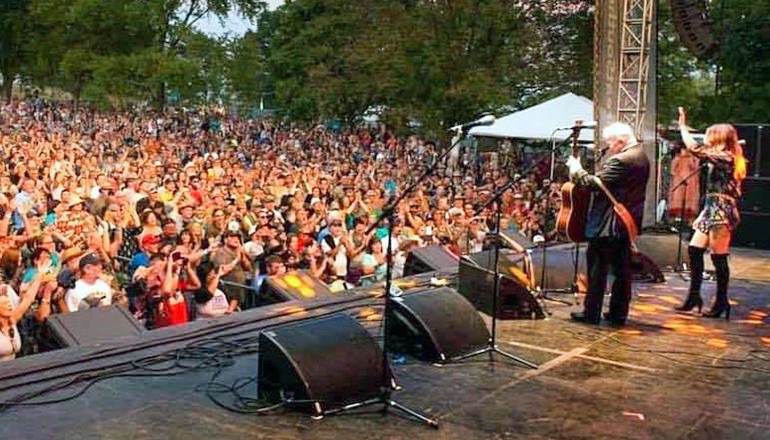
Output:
[453, 175, 537, 368]
[454, 145, 567, 366]
[669, 161, 704, 274]
[544, 129, 585, 306]
[325, 129, 480, 428]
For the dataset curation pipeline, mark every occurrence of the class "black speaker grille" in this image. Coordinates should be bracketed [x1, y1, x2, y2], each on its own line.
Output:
[390, 287, 489, 362]
[257, 314, 383, 412]
[404, 245, 459, 276]
[47, 305, 143, 347]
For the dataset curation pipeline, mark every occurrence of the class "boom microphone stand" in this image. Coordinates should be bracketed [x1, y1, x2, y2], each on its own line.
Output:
[326, 116, 496, 428]
[454, 177, 538, 368]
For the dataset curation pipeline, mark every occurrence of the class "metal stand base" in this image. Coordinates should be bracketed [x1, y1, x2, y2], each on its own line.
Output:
[453, 342, 538, 369]
[321, 395, 439, 429]
[538, 288, 575, 306]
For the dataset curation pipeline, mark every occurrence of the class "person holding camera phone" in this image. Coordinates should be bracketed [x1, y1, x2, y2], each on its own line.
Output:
[155, 249, 201, 327]
[197, 260, 238, 319]
[1, 267, 45, 362]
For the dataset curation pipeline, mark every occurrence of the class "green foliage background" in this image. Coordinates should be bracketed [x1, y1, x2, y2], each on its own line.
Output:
[1, 0, 768, 131]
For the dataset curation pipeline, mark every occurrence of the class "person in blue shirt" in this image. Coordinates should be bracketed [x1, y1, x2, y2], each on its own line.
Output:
[129, 234, 161, 279]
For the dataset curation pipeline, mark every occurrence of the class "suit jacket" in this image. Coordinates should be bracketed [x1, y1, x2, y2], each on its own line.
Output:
[584, 144, 650, 239]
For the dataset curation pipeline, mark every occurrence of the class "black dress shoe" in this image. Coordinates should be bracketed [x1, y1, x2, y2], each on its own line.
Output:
[602, 312, 626, 327]
[571, 312, 600, 325]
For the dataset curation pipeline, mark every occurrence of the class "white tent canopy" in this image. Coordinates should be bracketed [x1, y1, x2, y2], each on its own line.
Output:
[468, 93, 595, 142]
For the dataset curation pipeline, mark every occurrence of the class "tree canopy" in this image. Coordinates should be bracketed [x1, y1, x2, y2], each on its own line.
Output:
[658, 0, 770, 128]
[2, 0, 768, 130]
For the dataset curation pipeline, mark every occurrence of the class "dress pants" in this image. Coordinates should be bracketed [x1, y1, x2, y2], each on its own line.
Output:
[584, 236, 632, 321]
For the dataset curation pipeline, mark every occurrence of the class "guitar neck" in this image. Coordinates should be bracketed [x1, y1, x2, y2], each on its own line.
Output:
[571, 122, 582, 158]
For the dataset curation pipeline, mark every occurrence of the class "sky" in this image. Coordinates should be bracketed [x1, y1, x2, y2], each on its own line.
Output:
[196, 0, 285, 36]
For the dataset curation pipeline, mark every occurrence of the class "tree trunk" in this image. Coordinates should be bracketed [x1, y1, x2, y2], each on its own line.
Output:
[156, 81, 166, 111]
[1, 67, 13, 103]
[72, 76, 83, 115]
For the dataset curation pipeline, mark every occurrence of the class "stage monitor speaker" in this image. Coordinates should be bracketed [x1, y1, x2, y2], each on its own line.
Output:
[388, 287, 490, 363]
[403, 245, 459, 276]
[635, 233, 689, 270]
[263, 270, 337, 303]
[47, 304, 144, 347]
[459, 250, 545, 319]
[257, 313, 384, 416]
[527, 245, 587, 291]
[498, 230, 534, 250]
[670, 0, 717, 59]
[529, 243, 663, 285]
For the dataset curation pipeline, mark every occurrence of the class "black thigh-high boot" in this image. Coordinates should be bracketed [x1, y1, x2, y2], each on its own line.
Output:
[676, 246, 705, 312]
[704, 254, 731, 319]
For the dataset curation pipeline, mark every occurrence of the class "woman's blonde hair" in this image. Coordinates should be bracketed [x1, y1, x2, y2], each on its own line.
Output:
[705, 124, 747, 182]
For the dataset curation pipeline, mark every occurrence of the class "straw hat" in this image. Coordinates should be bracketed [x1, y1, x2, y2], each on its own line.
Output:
[68, 195, 86, 208]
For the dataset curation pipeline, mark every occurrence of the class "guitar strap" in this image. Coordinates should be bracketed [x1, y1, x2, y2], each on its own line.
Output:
[591, 177, 639, 247]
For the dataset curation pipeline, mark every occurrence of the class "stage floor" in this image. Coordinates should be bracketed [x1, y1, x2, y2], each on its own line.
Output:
[1, 249, 769, 440]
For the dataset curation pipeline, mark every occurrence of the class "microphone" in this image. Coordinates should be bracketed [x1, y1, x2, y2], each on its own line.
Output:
[556, 121, 597, 131]
[457, 115, 496, 131]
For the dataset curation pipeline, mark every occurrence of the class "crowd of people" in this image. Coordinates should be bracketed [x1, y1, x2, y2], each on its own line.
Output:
[0, 100, 565, 361]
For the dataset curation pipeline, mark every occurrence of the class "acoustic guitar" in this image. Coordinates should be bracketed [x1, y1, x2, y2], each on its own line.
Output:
[556, 120, 590, 242]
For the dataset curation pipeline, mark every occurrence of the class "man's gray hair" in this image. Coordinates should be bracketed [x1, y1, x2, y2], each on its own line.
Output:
[602, 122, 637, 144]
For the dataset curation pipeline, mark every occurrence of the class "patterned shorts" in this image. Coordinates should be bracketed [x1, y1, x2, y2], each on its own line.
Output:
[693, 196, 740, 234]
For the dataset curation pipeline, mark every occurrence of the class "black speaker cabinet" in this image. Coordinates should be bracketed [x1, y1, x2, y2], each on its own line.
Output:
[47, 304, 144, 347]
[734, 212, 770, 249]
[388, 287, 490, 363]
[635, 233, 689, 270]
[403, 245, 459, 276]
[459, 250, 545, 320]
[499, 230, 535, 250]
[527, 245, 587, 291]
[734, 125, 768, 177]
[739, 177, 770, 213]
[263, 270, 337, 303]
[257, 313, 384, 416]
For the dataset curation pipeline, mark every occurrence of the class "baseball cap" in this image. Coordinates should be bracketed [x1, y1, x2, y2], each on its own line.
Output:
[225, 229, 241, 239]
[141, 234, 161, 246]
[79, 253, 103, 269]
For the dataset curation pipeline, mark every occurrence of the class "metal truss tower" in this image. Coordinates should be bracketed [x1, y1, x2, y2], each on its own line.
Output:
[616, 0, 654, 136]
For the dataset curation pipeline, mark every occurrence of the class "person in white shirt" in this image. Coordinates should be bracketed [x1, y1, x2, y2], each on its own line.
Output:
[379, 220, 409, 279]
[65, 254, 113, 313]
[197, 262, 237, 319]
[320, 220, 352, 280]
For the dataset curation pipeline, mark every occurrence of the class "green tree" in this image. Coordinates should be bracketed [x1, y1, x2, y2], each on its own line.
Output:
[229, 29, 272, 114]
[27, 0, 157, 108]
[658, 0, 770, 127]
[147, 0, 266, 109]
[263, 0, 593, 134]
[0, 0, 32, 102]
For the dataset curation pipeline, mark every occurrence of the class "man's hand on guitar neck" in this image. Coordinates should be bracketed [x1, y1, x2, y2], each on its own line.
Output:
[566, 156, 590, 184]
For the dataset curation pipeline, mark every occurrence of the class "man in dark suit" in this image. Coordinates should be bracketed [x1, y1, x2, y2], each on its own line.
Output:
[566, 122, 650, 325]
